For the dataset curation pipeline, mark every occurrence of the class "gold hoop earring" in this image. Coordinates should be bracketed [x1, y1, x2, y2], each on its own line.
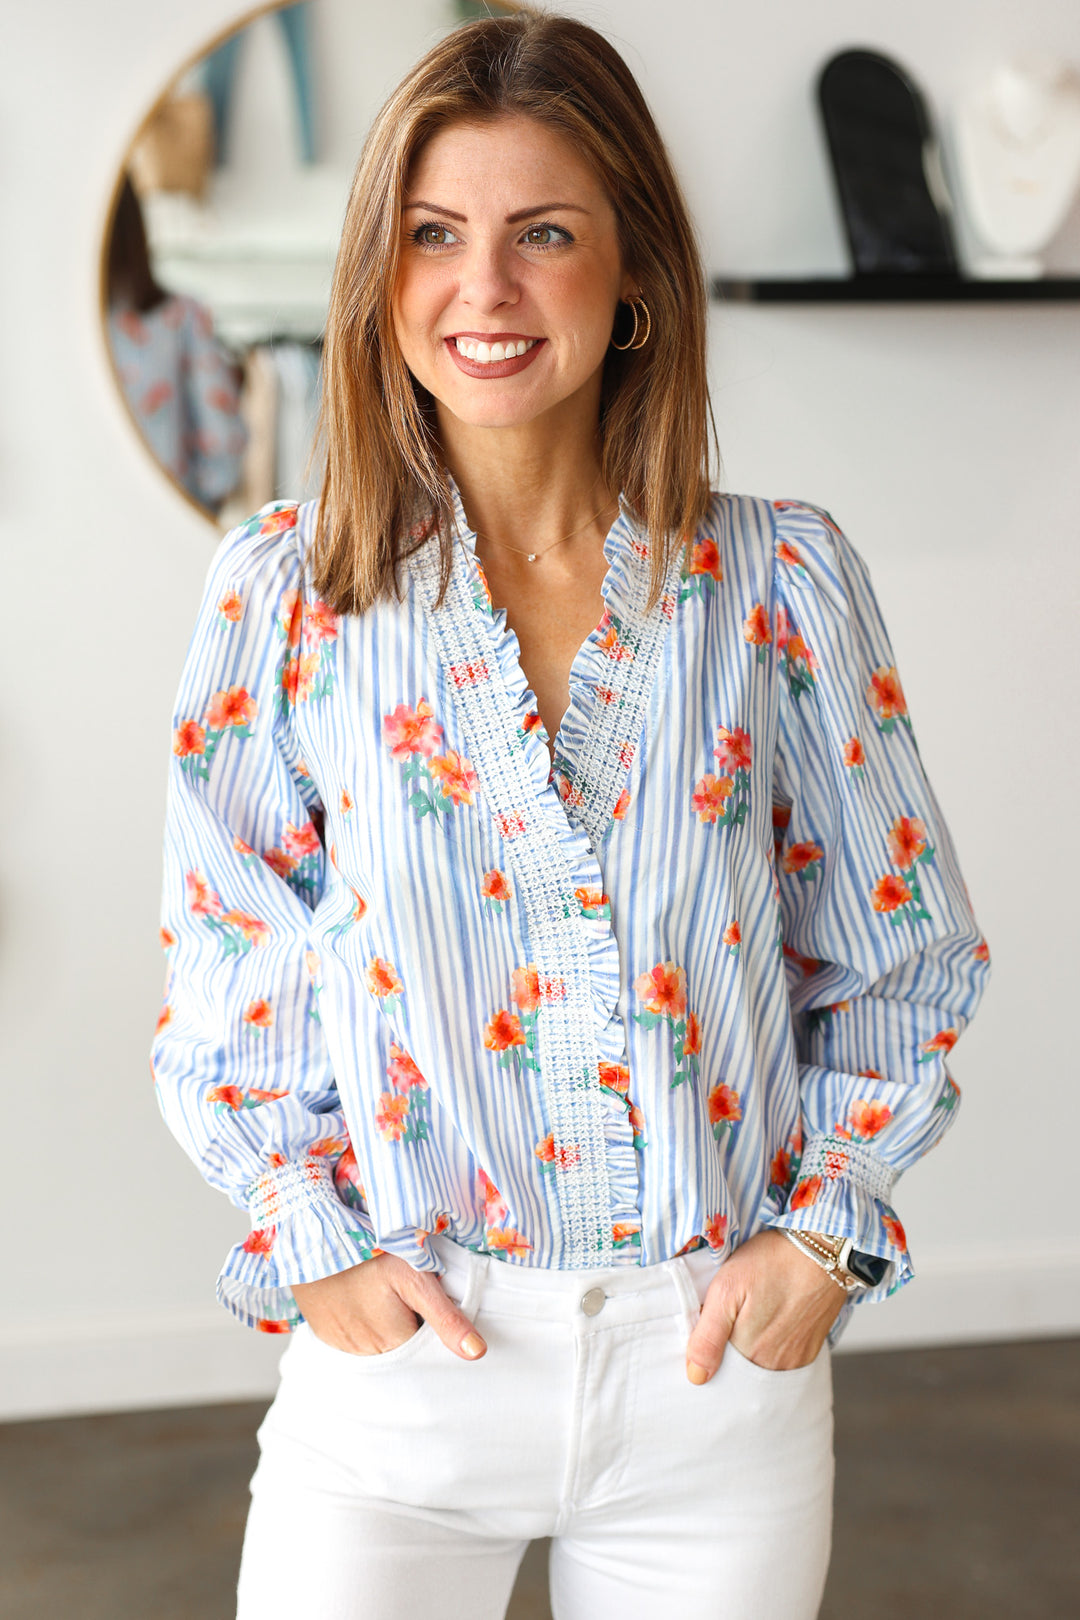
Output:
[611, 295, 652, 352]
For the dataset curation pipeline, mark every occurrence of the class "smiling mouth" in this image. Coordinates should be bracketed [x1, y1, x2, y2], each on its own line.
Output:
[452, 336, 540, 365]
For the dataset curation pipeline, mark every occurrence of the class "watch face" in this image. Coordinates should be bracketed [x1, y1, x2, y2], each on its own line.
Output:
[847, 1249, 889, 1287]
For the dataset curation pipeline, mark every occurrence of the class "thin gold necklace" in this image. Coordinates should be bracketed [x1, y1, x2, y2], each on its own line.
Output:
[475, 487, 613, 564]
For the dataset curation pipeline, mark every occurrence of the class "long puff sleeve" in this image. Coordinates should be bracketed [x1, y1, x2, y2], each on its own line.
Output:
[151, 503, 379, 1332]
[764, 501, 991, 1305]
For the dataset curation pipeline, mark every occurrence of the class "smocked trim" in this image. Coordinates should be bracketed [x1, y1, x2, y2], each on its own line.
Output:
[246, 1155, 339, 1228]
[799, 1132, 898, 1202]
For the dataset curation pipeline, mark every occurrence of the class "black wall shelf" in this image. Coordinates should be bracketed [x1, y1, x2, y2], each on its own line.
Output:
[712, 275, 1080, 304]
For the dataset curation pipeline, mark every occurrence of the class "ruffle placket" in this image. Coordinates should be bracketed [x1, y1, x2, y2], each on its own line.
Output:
[407, 485, 682, 1266]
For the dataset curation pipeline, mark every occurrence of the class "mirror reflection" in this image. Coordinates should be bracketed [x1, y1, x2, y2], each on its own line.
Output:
[102, 0, 463, 523]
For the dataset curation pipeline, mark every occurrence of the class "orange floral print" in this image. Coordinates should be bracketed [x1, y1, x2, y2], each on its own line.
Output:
[206, 686, 257, 732]
[173, 719, 206, 759]
[743, 603, 772, 659]
[612, 788, 631, 821]
[612, 1222, 642, 1250]
[155, 1004, 172, 1035]
[917, 1027, 958, 1066]
[241, 1226, 276, 1257]
[363, 957, 403, 1017]
[428, 750, 480, 806]
[834, 1098, 892, 1142]
[887, 815, 927, 869]
[790, 1175, 823, 1209]
[843, 736, 866, 779]
[217, 590, 242, 623]
[770, 1147, 792, 1187]
[282, 820, 321, 858]
[880, 1211, 907, 1249]
[635, 962, 699, 1086]
[485, 1227, 532, 1260]
[707, 1083, 742, 1139]
[704, 1213, 729, 1250]
[872, 873, 912, 913]
[691, 773, 733, 824]
[974, 939, 990, 962]
[867, 665, 908, 731]
[598, 1061, 630, 1097]
[482, 869, 512, 912]
[534, 1132, 581, 1171]
[243, 998, 273, 1030]
[375, 1091, 410, 1142]
[159, 926, 177, 951]
[723, 920, 741, 955]
[511, 964, 540, 1013]
[334, 1144, 366, 1210]
[206, 1084, 288, 1114]
[634, 962, 687, 1019]
[387, 1043, 426, 1091]
[383, 699, 443, 761]
[680, 534, 723, 600]
[340, 789, 354, 815]
[714, 725, 752, 775]
[575, 886, 611, 920]
[263, 847, 298, 881]
[483, 1009, 526, 1053]
[185, 869, 223, 918]
[775, 605, 817, 699]
[775, 539, 805, 573]
[782, 841, 825, 881]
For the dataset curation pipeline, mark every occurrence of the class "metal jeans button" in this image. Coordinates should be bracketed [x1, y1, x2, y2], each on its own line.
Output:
[580, 1286, 606, 1316]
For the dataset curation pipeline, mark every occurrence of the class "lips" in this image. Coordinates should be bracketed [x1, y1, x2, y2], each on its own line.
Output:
[444, 335, 546, 380]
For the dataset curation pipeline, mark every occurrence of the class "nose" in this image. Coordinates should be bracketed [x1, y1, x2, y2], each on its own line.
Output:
[458, 240, 520, 312]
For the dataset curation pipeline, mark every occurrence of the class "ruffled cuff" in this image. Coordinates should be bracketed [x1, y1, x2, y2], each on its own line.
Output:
[763, 1132, 913, 1317]
[216, 1156, 384, 1333]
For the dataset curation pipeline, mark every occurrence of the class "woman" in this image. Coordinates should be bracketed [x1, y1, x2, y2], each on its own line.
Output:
[152, 11, 990, 1618]
[107, 175, 246, 514]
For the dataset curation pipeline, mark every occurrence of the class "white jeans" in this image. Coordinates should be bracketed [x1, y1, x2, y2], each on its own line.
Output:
[237, 1235, 834, 1620]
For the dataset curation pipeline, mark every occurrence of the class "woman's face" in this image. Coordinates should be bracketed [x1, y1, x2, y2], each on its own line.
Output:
[392, 114, 633, 436]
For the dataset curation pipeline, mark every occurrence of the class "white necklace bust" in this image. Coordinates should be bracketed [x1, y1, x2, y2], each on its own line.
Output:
[948, 57, 1080, 278]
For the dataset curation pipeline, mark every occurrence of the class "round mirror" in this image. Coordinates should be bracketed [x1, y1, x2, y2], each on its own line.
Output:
[100, 0, 472, 525]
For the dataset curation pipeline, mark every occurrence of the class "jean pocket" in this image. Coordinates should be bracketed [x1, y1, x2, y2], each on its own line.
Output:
[300, 1317, 438, 1371]
[723, 1339, 828, 1382]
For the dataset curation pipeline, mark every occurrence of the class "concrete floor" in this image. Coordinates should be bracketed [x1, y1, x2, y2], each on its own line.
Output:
[1, 1338, 1075, 1620]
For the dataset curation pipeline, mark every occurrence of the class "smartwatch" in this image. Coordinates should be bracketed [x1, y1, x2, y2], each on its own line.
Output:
[783, 1228, 889, 1291]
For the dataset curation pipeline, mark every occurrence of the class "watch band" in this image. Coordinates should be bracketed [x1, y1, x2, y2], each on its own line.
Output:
[782, 1228, 865, 1292]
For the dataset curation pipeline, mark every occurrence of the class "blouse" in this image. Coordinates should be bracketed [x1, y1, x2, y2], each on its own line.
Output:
[151, 486, 991, 1338]
[108, 294, 246, 510]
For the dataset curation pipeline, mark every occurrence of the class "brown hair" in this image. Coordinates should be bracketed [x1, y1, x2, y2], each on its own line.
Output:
[107, 176, 169, 314]
[311, 5, 715, 613]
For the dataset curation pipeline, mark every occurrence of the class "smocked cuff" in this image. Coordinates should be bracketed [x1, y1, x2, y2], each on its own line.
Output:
[215, 1156, 383, 1333]
[764, 1132, 913, 1320]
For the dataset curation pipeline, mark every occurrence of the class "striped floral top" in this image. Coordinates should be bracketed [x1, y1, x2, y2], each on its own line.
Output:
[151, 486, 990, 1335]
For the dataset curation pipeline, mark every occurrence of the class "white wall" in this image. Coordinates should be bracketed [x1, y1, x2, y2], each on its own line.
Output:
[1, 0, 1077, 1421]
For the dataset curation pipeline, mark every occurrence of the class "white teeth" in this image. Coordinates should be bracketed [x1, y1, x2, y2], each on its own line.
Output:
[454, 337, 536, 365]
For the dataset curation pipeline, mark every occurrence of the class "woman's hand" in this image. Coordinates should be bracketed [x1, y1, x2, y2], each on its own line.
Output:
[292, 1252, 487, 1361]
[685, 1229, 846, 1383]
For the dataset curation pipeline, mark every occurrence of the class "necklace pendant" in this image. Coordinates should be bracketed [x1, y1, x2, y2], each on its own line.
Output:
[527, 552, 537, 562]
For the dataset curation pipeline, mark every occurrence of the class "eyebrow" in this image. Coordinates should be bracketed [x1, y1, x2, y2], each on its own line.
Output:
[402, 200, 591, 223]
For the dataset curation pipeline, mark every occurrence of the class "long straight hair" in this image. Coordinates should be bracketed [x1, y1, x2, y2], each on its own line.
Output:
[310, 7, 715, 613]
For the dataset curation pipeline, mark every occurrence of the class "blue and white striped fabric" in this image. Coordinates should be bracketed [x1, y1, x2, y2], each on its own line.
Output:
[151, 489, 990, 1335]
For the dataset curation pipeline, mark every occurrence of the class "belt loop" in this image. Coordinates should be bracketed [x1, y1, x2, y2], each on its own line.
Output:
[668, 1257, 703, 1350]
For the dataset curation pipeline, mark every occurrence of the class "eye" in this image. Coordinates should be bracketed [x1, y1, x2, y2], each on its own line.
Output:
[410, 221, 460, 249]
[521, 223, 573, 248]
